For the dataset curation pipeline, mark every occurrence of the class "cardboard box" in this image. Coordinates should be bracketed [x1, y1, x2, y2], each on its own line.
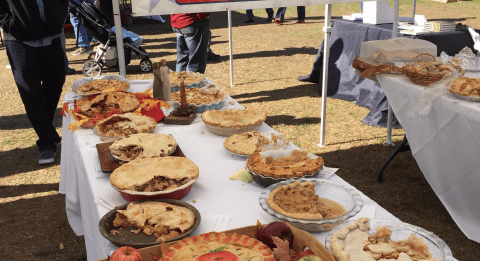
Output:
[363, 0, 394, 25]
[96, 222, 336, 261]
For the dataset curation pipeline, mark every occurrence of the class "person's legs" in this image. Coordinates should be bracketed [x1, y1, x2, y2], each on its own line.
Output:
[5, 40, 63, 153]
[297, 6, 306, 22]
[265, 8, 274, 22]
[276, 7, 286, 21]
[70, 9, 93, 56]
[174, 33, 189, 72]
[246, 9, 254, 21]
[61, 30, 75, 74]
[180, 19, 210, 74]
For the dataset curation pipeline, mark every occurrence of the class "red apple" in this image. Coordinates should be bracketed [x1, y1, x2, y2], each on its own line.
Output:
[257, 221, 294, 249]
[197, 250, 239, 261]
[109, 246, 142, 261]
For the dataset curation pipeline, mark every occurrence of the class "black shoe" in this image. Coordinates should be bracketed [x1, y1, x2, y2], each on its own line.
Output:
[244, 19, 254, 23]
[266, 16, 273, 22]
[207, 51, 221, 61]
[66, 68, 76, 75]
[39, 149, 56, 165]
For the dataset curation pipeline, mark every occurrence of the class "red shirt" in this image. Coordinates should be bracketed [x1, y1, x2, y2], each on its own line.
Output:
[170, 13, 209, 29]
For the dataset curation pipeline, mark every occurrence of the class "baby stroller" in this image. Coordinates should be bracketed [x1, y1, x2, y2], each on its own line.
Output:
[68, 0, 152, 76]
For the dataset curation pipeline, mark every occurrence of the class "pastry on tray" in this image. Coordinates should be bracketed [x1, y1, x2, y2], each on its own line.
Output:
[330, 217, 438, 261]
[449, 77, 480, 97]
[110, 157, 199, 192]
[159, 232, 275, 261]
[246, 150, 324, 179]
[78, 92, 139, 118]
[109, 133, 177, 161]
[76, 79, 129, 95]
[223, 131, 287, 156]
[112, 201, 196, 242]
[95, 113, 157, 137]
[268, 181, 346, 220]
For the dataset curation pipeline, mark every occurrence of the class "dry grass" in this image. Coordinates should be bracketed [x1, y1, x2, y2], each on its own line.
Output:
[1, 1, 479, 260]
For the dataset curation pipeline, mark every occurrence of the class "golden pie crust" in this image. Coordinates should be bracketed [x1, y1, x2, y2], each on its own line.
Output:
[268, 181, 346, 220]
[109, 133, 177, 161]
[223, 131, 270, 155]
[159, 232, 275, 261]
[170, 87, 226, 105]
[170, 71, 205, 86]
[246, 150, 324, 179]
[95, 113, 157, 137]
[110, 157, 199, 192]
[76, 79, 129, 95]
[449, 77, 480, 97]
[330, 217, 437, 261]
[112, 201, 196, 242]
[201, 109, 267, 129]
[79, 92, 139, 118]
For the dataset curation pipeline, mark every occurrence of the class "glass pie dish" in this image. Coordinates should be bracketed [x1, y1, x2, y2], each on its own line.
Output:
[259, 178, 363, 232]
[325, 219, 453, 261]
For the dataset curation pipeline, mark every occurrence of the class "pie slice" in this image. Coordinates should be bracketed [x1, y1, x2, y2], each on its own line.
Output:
[95, 113, 157, 137]
[223, 131, 269, 155]
[109, 133, 177, 161]
[159, 232, 275, 261]
[268, 181, 346, 220]
[201, 108, 267, 128]
[449, 77, 480, 97]
[79, 92, 139, 117]
[110, 157, 199, 192]
[112, 201, 196, 241]
[170, 85, 226, 105]
[246, 150, 324, 179]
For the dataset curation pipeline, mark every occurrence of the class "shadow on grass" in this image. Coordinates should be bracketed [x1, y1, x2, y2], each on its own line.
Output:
[0, 183, 59, 198]
[0, 145, 61, 178]
[266, 114, 321, 126]
[231, 83, 319, 104]
[0, 108, 63, 131]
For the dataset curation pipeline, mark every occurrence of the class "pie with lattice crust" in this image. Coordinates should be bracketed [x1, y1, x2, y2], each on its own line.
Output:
[159, 232, 275, 261]
[169, 71, 205, 86]
[95, 113, 157, 137]
[268, 181, 346, 220]
[110, 157, 199, 192]
[109, 133, 177, 161]
[170, 86, 226, 105]
[76, 79, 129, 95]
[246, 150, 323, 179]
[112, 201, 196, 242]
[202, 109, 267, 128]
[330, 217, 438, 261]
[449, 77, 480, 97]
[79, 92, 139, 118]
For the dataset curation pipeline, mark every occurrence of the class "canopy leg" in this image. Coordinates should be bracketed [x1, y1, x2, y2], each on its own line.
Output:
[318, 4, 332, 147]
[228, 9, 234, 87]
[112, 0, 126, 77]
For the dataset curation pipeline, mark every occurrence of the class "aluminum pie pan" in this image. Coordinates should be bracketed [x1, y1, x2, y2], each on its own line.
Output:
[72, 75, 129, 96]
[450, 92, 480, 102]
[325, 219, 453, 261]
[259, 178, 363, 232]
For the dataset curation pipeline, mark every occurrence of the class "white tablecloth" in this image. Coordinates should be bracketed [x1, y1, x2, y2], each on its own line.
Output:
[377, 73, 480, 243]
[59, 80, 423, 261]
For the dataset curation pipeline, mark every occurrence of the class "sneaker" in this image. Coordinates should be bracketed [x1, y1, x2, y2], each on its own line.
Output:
[39, 149, 56, 165]
[244, 19, 254, 23]
[66, 68, 76, 75]
[71, 47, 93, 56]
[296, 20, 305, 24]
[274, 18, 283, 25]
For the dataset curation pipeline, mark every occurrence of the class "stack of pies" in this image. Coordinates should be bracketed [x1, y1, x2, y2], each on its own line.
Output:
[223, 131, 288, 156]
[109, 133, 177, 161]
[159, 232, 275, 261]
[330, 218, 438, 261]
[76, 79, 129, 95]
[170, 86, 226, 106]
[78, 92, 139, 118]
[112, 201, 196, 242]
[169, 71, 205, 86]
[110, 157, 199, 192]
[449, 77, 480, 97]
[246, 150, 324, 179]
[268, 181, 346, 220]
[95, 113, 157, 137]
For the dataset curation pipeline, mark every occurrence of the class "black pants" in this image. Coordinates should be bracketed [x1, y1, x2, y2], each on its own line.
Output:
[6, 38, 65, 151]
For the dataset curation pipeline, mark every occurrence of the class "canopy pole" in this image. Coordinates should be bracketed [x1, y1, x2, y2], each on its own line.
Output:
[385, 0, 400, 146]
[318, 4, 332, 147]
[112, 0, 126, 77]
[228, 9, 234, 87]
[412, 0, 417, 18]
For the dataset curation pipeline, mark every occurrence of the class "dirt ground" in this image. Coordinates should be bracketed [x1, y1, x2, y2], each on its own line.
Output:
[1, 1, 480, 260]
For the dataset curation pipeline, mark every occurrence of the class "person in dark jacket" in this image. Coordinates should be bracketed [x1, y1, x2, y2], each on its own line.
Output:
[0, 0, 69, 165]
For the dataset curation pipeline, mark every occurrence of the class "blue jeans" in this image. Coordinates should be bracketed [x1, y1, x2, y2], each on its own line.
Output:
[172, 19, 210, 74]
[5, 38, 65, 151]
[70, 0, 94, 48]
[275, 6, 305, 21]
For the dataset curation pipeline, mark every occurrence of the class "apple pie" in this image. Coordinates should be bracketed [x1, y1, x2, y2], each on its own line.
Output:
[110, 157, 199, 192]
[223, 131, 287, 155]
[76, 79, 129, 95]
[268, 181, 346, 220]
[449, 77, 480, 97]
[330, 217, 438, 261]
[202, 108, 267, 128]
[95, 113, 157, 137]
[109, 133, 177, 161]
[170, 86, 226, 105]
[246, 150, 324, 179]
[79, 92, 139, 118]
[112, 201, 196, 242]
[169, 71, 205, 86]
[159, 232, 275, 261]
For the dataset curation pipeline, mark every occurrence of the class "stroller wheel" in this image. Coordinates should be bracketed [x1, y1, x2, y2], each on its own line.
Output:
[140, 58, 153, 72]
[83, 60, 103, 77]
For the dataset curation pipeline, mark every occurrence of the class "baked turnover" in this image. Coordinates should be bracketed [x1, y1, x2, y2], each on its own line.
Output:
[159, 232, 275, 261]
[110, 157, 199, 192]
[109, 133, 177, 161]
[95, 113, 157, 137]
[112, 201, 196, 242]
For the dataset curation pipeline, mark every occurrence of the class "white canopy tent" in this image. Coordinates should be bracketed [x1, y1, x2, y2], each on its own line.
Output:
[111, 0, 401, 146]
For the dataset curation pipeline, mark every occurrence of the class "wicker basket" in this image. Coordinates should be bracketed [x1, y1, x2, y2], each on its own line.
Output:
[402, 53, 454, 86]
[204, 122, 263, 136]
